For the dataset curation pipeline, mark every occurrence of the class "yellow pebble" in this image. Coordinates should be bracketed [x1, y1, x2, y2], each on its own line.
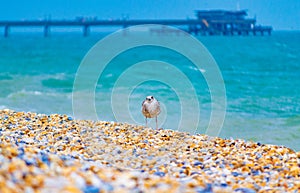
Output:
[0, 187, 13, 193]
[62, 186, 82, 193]
[289, 166, 300, 177]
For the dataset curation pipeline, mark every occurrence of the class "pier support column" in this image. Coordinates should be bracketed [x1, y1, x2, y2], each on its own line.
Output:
[83, 25, 90, 37]
[261, 30, 264, 36]
[4, 25, 9, 37]
[44, 25, 50, 37]
[122, 25, 129, 36]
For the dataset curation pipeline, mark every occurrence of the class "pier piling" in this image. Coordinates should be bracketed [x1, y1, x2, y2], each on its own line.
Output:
[83, 25, 90, 37]
[4, 25, 9, 37]
[44, 25, 50, 37]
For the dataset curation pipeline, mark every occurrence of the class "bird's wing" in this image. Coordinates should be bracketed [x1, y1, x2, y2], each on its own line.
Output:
[142, 100, 147, 113]
[142, 102, 150, 117]
[142, 104, 146, 113]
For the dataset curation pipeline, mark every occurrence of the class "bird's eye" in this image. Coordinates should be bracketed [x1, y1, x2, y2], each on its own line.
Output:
[151, 96, 154, 99]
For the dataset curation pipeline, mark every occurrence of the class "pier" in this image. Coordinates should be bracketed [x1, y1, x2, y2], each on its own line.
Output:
[0, 19, 201, 37]
[0, 10, 272, 37]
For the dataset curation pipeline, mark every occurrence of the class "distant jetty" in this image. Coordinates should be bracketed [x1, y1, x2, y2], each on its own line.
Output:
[0, 10, 272, 37]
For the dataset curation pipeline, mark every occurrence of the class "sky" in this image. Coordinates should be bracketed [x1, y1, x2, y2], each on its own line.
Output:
[0, 0, 299, 30]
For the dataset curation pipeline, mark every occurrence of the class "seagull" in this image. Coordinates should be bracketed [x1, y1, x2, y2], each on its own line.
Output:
[142, 96, 161, 129]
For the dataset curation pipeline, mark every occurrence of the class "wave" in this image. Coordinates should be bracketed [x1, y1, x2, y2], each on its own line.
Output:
[187, 65, 206, 73]
[0, 74, 13, 80]
[42, 78, 73, 91]
[0, 105, 7, 110]
[7, 89, 71, 99]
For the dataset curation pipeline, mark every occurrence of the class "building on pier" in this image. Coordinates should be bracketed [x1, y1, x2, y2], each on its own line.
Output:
[189, 10, 272, 35]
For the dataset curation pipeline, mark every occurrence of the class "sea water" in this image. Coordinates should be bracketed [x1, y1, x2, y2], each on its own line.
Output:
[0, 31, 299, 151]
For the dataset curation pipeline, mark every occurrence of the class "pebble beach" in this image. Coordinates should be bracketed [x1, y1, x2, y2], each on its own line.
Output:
[0, 109, 299, 193]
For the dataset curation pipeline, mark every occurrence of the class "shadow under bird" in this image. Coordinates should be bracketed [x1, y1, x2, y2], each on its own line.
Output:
[142, 96, 161, 129]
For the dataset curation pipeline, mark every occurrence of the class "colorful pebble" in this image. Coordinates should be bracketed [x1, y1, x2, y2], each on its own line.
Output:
[0, 109, 299, 192]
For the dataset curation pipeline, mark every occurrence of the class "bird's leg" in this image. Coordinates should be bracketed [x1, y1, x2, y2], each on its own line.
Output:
[156, 116, 158, 129]
[145, 118, 147, 128]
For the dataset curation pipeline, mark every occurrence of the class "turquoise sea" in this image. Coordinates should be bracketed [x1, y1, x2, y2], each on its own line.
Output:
[0, 31, 299, 151]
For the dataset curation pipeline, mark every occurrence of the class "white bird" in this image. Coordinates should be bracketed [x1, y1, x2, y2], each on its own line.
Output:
[142, 95, 161, 129]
